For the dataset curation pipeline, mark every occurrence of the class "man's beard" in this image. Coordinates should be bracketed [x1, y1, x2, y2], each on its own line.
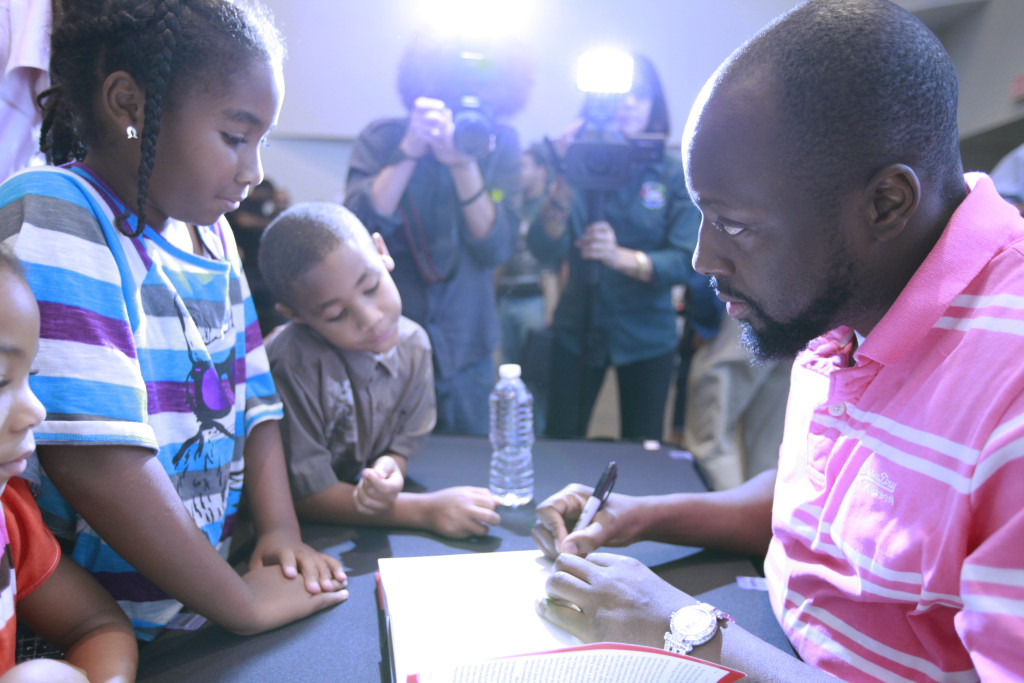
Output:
[714, 259, 857, 363]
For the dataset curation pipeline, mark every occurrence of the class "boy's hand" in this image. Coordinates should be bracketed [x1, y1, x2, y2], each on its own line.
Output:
[354, 456, 405, 515]
[250, 529, 348, 596]
[421, 486, 502, 538]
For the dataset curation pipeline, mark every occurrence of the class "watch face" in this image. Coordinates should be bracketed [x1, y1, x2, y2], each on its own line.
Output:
[670, 605, 717, 643]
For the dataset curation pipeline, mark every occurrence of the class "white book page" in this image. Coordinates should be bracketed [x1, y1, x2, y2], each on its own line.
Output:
[378, 550, 583, 683]
[413, 644, 743, 683]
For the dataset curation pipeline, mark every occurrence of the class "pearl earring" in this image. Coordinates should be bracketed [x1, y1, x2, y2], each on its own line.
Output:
[126, 125, 138, 140]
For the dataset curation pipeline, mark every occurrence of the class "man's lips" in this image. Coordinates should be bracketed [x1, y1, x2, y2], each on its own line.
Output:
[715, 290, 752, 319]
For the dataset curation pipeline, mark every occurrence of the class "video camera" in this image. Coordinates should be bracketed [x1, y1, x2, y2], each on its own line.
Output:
[564, 100, 665, 191]
[562, 50, 664, 192]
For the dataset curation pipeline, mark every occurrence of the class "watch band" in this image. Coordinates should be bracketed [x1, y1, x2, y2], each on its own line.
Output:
[663, 602, 732, 655]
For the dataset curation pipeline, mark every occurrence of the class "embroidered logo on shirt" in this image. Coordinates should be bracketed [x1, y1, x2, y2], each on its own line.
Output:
[858, 467, 896, 506]
[640, 181, 667, 210]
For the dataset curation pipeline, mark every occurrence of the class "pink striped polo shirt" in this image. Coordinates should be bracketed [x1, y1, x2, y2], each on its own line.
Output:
[765, 174, 1024, 682]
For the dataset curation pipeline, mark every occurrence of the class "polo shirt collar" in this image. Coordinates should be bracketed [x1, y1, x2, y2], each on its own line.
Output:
[338, 344, 399, 387]
[856, 173, 1022, 367]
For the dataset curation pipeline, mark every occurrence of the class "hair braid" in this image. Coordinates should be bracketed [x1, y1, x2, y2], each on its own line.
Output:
[37, 83, 85, 164]
[39, 8, 141, 165]
[128, 0, 181, 238]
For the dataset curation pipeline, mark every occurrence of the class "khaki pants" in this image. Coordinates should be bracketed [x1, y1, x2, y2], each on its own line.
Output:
[683, 316, 792, 490]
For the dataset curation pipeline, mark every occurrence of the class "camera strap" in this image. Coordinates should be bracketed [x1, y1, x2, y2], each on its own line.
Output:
[400, 196, 461, 286]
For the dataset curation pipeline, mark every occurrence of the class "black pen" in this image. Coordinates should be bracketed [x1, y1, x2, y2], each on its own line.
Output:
[571, 461, 617, 532]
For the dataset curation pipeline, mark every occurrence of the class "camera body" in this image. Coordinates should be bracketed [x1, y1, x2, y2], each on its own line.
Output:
[564, 93, 664, 192]
[451, 94, 494, 159]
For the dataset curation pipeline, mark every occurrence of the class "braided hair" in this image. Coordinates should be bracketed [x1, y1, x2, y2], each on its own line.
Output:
[38, 0, 284, 237]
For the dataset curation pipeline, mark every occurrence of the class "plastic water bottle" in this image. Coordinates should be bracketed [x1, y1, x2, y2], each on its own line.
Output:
[489, 364, 534, 507]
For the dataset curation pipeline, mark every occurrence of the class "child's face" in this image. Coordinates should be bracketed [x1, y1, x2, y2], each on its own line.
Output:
[0, 272, 46, 487]
[143, 58, 284, 229]
[288, 239, 403, 355]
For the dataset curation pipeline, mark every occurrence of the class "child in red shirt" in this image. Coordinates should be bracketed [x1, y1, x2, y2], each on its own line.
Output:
[0, 249, 137, 682]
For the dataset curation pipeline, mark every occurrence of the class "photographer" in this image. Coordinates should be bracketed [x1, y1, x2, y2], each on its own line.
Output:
[345, 33, 532, 435]
[528, 53, 700, 441]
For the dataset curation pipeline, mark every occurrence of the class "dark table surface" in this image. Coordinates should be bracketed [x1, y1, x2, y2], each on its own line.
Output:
[137, 435, 791, 682]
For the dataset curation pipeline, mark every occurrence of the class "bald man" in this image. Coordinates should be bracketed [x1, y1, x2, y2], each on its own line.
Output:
[532, 1, 1024, 680]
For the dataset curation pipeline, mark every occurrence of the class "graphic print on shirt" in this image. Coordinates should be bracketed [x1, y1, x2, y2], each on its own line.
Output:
[171, 296, 236, 524]
[324, 376, 358, 464]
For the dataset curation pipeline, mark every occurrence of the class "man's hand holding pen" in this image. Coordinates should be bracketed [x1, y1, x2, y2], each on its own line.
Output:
[533, 462, 698, 647]
[532, 462, 629, 558]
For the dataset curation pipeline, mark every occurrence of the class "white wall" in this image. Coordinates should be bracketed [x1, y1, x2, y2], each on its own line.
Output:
[261, 0, 799, 202]
[937, 0, 1024, 138]
[260, 0, 1024, 203]
[266, 0, 798, 143]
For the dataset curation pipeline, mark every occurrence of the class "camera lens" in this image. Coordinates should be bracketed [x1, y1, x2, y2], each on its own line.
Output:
[453, 110, 493, 159]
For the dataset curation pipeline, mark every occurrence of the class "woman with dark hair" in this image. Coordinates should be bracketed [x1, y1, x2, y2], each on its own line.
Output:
[528, 53, 701, 441]
[345, 32, 533, 435]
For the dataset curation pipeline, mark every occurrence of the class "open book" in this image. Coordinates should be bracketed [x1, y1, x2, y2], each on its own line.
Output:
[376, 549, 745, 683]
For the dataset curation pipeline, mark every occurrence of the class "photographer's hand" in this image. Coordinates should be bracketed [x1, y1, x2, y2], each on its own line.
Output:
[403, 96, 448, 159]
[418, 105, 496, 239]
[577, 221, 619, 267]
[370, 97, 445, 216]
[577, 222, 654, 283]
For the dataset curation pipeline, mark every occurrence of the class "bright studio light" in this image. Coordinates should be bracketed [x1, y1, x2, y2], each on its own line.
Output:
[416, 0, 534, 41]
[576, 48, 634, 94]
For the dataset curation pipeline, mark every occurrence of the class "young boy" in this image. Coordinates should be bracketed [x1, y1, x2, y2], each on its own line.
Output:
[259, 203, 501, 538]
[0, 250, 137, 682]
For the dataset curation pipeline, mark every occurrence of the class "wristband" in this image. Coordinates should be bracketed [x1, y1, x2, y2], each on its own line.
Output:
[458, 186, 487, 207]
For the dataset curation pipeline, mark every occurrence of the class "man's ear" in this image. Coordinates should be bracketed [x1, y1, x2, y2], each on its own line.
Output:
[865, 164, 920, 243]
[100, 70, 145, 133]
[372, 232, 396, 272]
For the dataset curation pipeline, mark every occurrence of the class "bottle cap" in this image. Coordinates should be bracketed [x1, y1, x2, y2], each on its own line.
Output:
[498, 364, 522, 379]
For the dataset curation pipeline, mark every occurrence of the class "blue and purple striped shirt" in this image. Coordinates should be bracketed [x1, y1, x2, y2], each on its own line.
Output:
[0, 164, 282, 640]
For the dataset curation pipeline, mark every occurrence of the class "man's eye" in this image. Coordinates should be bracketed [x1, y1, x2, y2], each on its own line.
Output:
[328, 310, 349, 322]
[222, 133, 246, 146]
[713, 219, 746, 236]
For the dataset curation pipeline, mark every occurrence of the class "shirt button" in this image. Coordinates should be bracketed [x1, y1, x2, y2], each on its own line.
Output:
[827, 403, 846, 417]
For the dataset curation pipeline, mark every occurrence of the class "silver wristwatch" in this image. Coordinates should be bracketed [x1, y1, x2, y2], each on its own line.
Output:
[663, 602, 731, 655]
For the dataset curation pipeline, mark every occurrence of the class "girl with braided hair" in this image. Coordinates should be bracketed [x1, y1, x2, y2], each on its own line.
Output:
[0, 0, 348, 641]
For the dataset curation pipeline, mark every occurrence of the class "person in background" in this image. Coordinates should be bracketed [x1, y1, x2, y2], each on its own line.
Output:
[344, 31, 533, 436]
[533, 0, 1024, 679]
[681, 312, 792, 491]
[528, 53, 700, 441]
[990, 140, 1024, 216]
[0, 0, 347, 641]
[0, 0, 55, 182]
[497, 143, 551, 367]
[668, 270, 722, 446]
[225, 177, 291, 336]
[260, 203, 501, 539]
[0, 249, 136, 683]
[496, 143, 563, 434]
